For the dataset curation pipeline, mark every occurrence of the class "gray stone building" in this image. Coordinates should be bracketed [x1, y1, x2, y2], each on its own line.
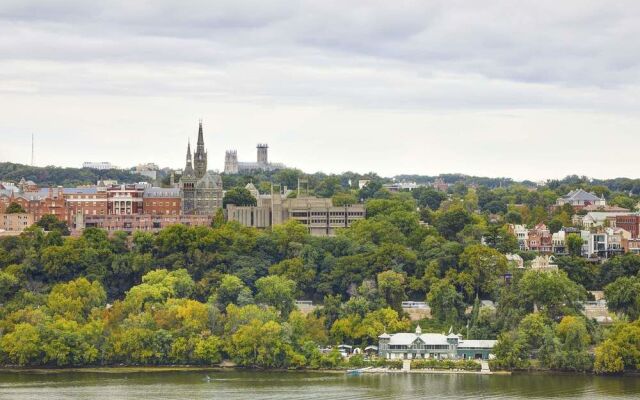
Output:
[179, 121, 223, 215]
[224, 144, 286, 174]
[226, 183, 365, 236]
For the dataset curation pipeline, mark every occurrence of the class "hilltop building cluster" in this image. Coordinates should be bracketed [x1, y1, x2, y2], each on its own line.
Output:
[224, 143, 286, 174]
[227, 182, 366, 236]
[359, 177, 463, 193]
[0, 180, 215, 235]
[1, 121, 366, 237]
[508, 223, 640, 259]
[508, 190, 640, 259]
[0, 122, 224, 235]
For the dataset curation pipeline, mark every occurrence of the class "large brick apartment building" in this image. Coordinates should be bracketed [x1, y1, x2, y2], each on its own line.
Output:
[1, 180, 202, 233]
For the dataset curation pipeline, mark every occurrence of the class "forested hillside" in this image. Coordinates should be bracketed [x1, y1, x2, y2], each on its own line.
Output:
[0, 162, 150, 186]
[1, 184, 640, 373]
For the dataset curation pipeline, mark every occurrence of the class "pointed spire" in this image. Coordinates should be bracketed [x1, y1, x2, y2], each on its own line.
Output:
[183, 140, 194, 176]
[194, 119, 207, 179]
[197, 119, 204, 146]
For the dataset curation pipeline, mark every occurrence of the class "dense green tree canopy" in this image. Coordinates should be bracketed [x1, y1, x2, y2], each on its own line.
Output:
[223, 187, 257, 208]
[4, 202, 26, 214]
[0, 174, 639, 372]
[604, 277, 640, 320]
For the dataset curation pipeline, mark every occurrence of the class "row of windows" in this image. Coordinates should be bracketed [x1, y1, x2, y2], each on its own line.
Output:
[149, 202, 178, 207]
[80, 210, 105, 215]
[297, 219, 358, 224]
[292, 211, 364, 217]
[67, 195, 101, 199]
[388, 344, 449, 350]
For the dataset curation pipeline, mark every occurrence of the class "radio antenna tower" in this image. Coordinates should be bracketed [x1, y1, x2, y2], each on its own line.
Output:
[31, 134, 35, 166]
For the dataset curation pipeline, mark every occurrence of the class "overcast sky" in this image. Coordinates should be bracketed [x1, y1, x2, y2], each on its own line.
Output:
[0, 1, 639, 181]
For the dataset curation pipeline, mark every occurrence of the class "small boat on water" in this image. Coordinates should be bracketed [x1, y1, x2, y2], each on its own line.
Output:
[346, 367, 372, 376]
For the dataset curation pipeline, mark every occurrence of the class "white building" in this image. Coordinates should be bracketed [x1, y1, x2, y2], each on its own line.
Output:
[530, 255, 559, 271]
[583, 228, 630, 258]
[383, 182, 419, 192]
[378, 326, 496, 361]
[509, 224, 529, 251]
[506, 253, 524, 269]
[552, 230, 566, 254]
[83, 162, 120, 170]
[574, 211, 632, 229]
[134, 163, 159, 180]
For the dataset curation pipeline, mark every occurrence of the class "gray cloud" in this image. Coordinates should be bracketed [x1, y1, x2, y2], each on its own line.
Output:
[2, 1, 639, 88]
[0, 1, 639, 179]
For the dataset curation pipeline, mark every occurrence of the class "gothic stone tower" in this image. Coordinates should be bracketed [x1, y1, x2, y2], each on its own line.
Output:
[194, 120, 208, 179]
[257, 143, 268, 166]
[224, 150, 239, 174]
[180, 141, 197, 214]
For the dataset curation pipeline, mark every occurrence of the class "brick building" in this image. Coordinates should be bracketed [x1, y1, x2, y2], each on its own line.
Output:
[78, 213, 211, 233]
[106, 183, 147, 215]
[64, 187, 108, 219]
[13, 188, 67, 222]
[142, 187, 181, 215]
[526, 223, 553, 253]
[615, 215, 640, 239]
[623, 237, 640, 255]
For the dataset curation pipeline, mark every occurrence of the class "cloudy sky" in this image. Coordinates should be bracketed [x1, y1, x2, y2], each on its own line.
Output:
[0, 1, 639, 181]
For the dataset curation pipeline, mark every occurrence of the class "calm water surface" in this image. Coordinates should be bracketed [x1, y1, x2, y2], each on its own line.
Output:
[1, 370, 639, 399]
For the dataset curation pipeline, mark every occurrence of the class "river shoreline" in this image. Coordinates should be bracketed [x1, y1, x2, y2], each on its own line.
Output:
[0, 365, 619, 377]
[3, 368, 639, 400]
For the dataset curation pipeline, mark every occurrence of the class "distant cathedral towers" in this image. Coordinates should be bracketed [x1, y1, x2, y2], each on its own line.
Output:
[257, 144, 268, 165]
[179, 121, 223, 215]
[224, 143, 285, 174]
[224, 150, 239, 174]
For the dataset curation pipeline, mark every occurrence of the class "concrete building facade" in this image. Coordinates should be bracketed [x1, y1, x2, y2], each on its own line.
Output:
[226, 184, 366, 236]
[77, 213, 212, 233]
[1, 213, 34, 232]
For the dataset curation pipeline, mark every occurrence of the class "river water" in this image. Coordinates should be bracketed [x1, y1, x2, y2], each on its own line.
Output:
[1, 370, 639, 399]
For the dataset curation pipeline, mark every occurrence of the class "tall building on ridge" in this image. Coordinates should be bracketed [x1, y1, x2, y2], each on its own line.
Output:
[180, 141, 197, 213]
[224, 143, 286, 174]
[194, 120, 208, 179]
[257, 144, 268, 165]
[179, 121, 223, 215]
[224, 150, 239, 174]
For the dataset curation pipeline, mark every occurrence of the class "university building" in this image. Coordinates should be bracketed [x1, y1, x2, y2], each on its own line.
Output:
[0, 121, 223, 234]
[179, 121, 223, 214]
[226, 183, 366, 236]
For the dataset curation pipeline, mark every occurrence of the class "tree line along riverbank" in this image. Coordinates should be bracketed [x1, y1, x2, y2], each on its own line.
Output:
[2, 187, 640, 374]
